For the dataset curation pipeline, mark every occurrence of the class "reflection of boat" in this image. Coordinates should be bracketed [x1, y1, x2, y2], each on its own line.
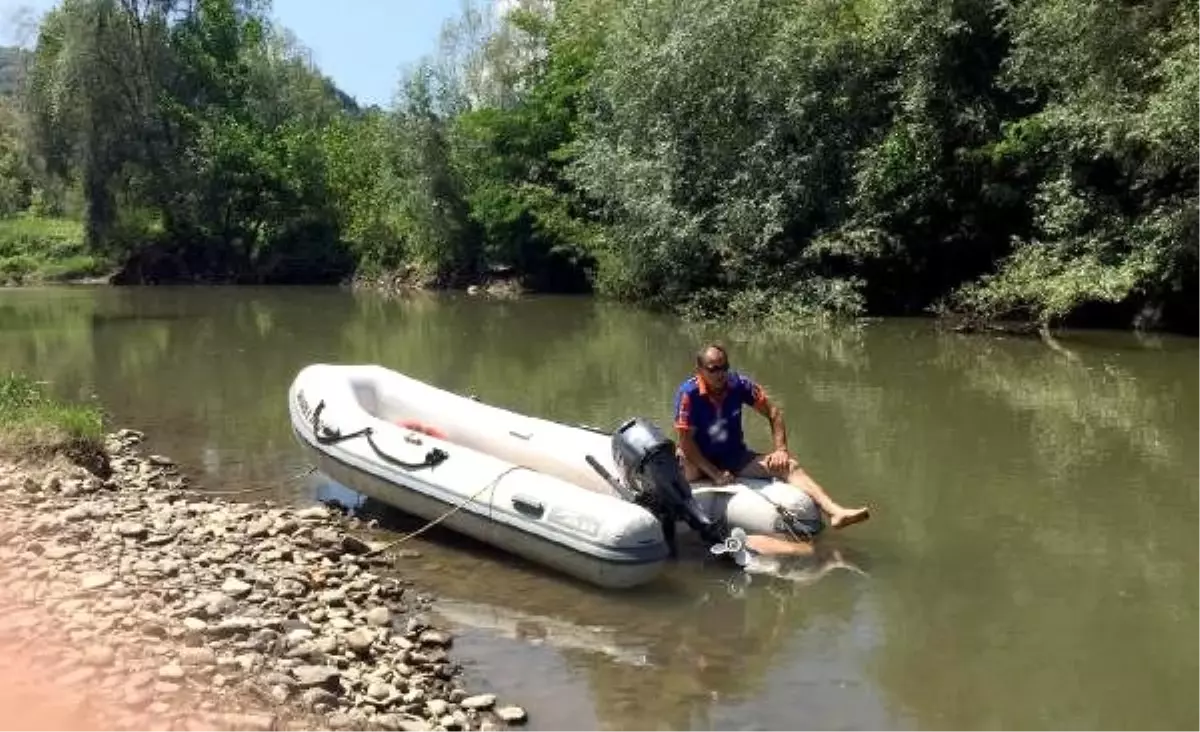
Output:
[430, 598, 654, 667]
[287, 364, 823, 589]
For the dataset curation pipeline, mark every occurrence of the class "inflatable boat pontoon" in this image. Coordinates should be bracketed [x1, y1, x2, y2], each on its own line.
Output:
[287, 364, 823, 589]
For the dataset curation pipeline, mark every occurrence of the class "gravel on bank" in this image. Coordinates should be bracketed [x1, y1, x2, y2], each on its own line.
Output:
[0, 428, 528, 731]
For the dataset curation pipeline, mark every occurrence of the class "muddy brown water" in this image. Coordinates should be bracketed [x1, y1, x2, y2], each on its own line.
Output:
[0, 285, 1195, 730]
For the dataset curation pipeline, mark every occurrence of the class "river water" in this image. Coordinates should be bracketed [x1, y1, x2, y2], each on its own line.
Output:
[0, 285, 1195, 730]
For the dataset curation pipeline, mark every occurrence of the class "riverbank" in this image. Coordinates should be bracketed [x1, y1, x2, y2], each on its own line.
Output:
[1, 213, 1193, 335]
[0, 216, 111, 286]
[0, 384, 528, 731]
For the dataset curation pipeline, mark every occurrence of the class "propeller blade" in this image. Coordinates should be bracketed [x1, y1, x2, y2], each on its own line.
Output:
[710, 527, 753, 567]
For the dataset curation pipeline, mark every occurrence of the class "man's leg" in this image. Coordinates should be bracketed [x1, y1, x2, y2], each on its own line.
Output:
[737, 452, 870, 530]
[676, 449, 817, 556]
[676, 448, 708, 482]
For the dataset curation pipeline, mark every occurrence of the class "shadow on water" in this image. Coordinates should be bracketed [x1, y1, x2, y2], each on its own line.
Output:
[0, 286, 1195, 730]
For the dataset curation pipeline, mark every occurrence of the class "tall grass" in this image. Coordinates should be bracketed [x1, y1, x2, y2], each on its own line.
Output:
[0, 216, 107, 284]
[0, 373, 104, 455]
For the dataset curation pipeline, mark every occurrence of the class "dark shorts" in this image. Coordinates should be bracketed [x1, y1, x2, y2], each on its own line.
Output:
[708, 447, 758, 474]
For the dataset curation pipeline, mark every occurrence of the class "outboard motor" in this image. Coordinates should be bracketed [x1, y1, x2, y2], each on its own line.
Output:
[605, 417, 727, 555]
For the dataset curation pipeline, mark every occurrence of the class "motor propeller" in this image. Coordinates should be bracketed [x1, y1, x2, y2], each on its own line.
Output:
[708, 526, 753, 567]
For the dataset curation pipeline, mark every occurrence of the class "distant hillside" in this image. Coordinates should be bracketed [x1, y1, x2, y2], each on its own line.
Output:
[0, 46, 27, 96]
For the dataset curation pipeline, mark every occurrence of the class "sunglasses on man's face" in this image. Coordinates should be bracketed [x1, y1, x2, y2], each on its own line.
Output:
[703, 363, 730, 374]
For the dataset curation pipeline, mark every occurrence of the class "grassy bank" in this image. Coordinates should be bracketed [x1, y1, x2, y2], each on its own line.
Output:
[0, 216, 109, 285]
[0, 373, 105, 471]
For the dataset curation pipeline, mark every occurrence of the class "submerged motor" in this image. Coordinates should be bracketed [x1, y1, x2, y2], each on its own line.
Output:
[606, 417, 726, 554]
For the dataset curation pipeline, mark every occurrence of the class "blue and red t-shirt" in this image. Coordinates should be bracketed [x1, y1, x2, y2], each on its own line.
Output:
[673, 372, 768, 470]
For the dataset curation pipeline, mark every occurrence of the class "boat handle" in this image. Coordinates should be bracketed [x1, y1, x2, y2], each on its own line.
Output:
[511, 495, 544, 518]
[509, 430, 532, 440]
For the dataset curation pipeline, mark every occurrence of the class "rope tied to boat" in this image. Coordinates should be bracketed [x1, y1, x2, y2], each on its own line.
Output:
[311, 400, 448, 471]
[359, 465, 524, 557]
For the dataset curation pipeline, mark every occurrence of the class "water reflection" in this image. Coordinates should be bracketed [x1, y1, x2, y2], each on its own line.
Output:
[313, 471, 875, 730]
[0, 286, 1194, 730]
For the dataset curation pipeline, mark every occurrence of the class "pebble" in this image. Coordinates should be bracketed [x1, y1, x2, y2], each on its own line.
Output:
[220, 577, 252, 598]
[419, 630, 452, 647]
[344, 627, 375, 653]
[461, 694, 496, 710]
[366, 606, 392, 627]
[80, 571, 113, 590]
[293, 665, 340, 688]
[497, 706, 528, 723]
[182, 617, 208, 632]
[115, 521, 147, 538]
[0, 431, 530, 730]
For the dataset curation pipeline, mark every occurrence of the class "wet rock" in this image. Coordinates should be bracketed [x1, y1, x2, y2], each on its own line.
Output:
[341, 535, 372, 555]
[158, 663, 185, 680]
[461, 694, 495, 711]
[496, 706, 528, 724]
[426, 699, 450, 717]
[295, 506, 328, 520]
[418, 630, 452, 647]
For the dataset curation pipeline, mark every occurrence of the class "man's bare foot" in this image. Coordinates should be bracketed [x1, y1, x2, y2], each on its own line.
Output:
[830, 506, 870, 529]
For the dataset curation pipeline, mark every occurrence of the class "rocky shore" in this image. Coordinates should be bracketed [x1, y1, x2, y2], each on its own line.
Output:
[0, 429, 528, 731]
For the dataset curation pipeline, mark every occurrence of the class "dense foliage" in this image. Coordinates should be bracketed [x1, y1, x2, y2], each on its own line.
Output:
[0, 0, 1195, 330]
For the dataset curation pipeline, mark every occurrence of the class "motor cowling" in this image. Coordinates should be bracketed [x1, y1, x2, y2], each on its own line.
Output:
[610, 417, 725, 552]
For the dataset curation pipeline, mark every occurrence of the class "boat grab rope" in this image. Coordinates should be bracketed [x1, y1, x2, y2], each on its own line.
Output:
[359, 465, 525, 557]
[311, 400, 448, 471]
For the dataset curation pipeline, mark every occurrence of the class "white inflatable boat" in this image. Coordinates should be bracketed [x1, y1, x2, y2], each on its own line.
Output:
[286, 364, 823, 589]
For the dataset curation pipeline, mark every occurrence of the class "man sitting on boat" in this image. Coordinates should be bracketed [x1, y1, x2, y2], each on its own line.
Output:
[674, 342, 871, 556]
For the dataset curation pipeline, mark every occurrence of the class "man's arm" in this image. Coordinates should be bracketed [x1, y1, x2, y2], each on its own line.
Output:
[677, 428, 724, 482]
[674, 390, 725, 482]
[748, 381, 789, 453]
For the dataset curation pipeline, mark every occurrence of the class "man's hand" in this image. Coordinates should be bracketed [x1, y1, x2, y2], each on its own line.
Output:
[764, 448, 791, 473]
[713, 470, 736, 486]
